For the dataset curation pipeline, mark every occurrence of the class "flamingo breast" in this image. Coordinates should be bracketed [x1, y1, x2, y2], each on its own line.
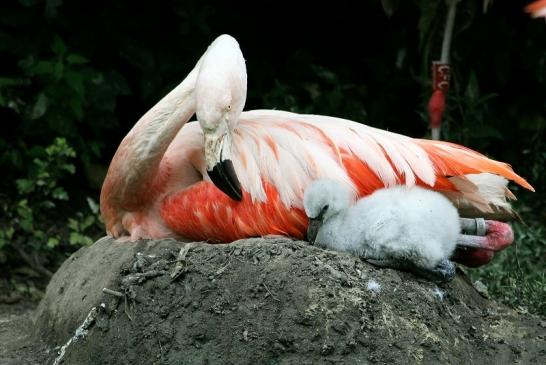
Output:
[160, 181, 308, 242]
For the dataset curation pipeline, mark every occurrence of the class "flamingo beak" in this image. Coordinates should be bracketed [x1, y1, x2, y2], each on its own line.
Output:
[205, 131, 242, 201]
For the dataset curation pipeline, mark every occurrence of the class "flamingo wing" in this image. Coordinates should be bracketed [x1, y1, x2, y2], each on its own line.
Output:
[232, 110, 532, 209]
[160, 109, 532, 242]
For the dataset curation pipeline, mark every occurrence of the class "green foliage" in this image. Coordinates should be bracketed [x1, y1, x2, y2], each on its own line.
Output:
[443, 72, 501, 146]
[0, 32, 129, 176]
[262, 65, 367, 121]
[0, 2, 126, 287]
[0, 138, 101, 278]
[468, 221, 546, 316]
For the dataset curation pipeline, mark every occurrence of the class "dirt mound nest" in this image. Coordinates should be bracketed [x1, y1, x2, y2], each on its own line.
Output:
[33, 237, 545, 364]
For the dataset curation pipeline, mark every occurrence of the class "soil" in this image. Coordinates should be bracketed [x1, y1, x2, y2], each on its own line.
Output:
[2, 237, 545, 364]
[0, 302, 49, 364]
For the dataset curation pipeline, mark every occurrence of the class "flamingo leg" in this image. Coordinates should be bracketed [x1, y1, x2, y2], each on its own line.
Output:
[451, 218, 514, 267]
[456, 219, 514, 252]
[451, 247, 495, 268]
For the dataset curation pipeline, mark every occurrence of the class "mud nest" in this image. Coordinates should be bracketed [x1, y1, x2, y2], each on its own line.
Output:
[32, 237, 545, 364]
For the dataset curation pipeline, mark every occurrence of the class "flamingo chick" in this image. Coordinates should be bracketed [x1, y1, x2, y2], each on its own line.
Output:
[304, 179, 461, 282]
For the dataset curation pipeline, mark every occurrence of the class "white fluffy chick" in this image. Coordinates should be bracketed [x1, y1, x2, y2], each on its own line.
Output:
[304, 179, 460, 278]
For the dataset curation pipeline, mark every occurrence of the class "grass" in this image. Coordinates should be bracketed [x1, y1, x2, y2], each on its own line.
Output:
[468, 219, 546, 316]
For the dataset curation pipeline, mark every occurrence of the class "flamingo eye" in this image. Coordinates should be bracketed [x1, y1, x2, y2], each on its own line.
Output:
[226, 105, 231, 111]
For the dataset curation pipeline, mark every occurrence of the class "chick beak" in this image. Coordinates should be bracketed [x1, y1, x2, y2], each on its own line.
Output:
[306, 218, 322, 245]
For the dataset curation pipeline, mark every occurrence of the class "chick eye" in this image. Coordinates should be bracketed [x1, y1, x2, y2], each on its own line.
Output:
[319, 204, 329, 218]
[226, 105, 231, 111]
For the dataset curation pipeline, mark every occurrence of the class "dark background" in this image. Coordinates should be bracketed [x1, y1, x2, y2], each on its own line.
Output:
[2, 1, 545, 174]
[0, 0, 544, 313]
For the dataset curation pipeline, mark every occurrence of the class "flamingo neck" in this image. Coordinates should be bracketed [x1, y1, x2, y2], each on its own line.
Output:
[102, 56, 203, 211]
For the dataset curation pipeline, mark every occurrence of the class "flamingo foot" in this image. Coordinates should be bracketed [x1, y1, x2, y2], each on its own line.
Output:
[115, 236, 134, 243]
[453, 218, 513, 267]
[451, 247, 495, 267]
[457, 219, 514, 252]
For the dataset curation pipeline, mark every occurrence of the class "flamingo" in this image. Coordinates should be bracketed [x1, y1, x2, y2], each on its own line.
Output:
[100, 35, 534, 267]
[303, 179, 460, 282]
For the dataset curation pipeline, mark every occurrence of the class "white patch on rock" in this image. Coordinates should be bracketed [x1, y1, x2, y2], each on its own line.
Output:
[366, 280, 381, 294]
[432, 286, 445, 301]
[53, 306, 98, 365]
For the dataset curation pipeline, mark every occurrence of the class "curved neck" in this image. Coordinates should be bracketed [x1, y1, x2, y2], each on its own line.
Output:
[102, 56, 203, 210]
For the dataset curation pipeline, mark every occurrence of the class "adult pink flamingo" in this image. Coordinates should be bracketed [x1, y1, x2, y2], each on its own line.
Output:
[100, 35, 534, 267]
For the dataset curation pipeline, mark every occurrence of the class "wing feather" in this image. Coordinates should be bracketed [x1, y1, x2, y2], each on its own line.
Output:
[234, 110, 533, 213]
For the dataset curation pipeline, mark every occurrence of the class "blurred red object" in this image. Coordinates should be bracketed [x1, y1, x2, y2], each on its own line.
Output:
[428, 89, 445, 130]
[526, 0, 546, 18]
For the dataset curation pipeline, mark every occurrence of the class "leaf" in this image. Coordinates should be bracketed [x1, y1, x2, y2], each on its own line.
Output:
[29, 60, 54, 76]
[68, 218, 79, 231]
[312, 65, 337, 85]
[16, 179, 34, 194]
[61, 163, 75, 174]
[52, 186, 68, 200]
[0, 227, 14, 248]
[46, 0, 63, 18]
[31, 93, 48, 119]
[465, 72, 480, 101]
[51, 35, 67, 56]
[47, 237, 60, 248]
[41, 200, 56, 209]
[81, 215, 95, 230]
[86, 197, 100, 214]
[418, 0, 442, 49]
[17, 201, 34, 231]
[6, 226, 14, 240]
[471, 124, 503, 139]
[66, 53, 89, 65]
[53, 61, 64, 79]
[89, 142, 103, 157]
[0, 77, 30, 88]
[69, 232, 93, 246]
[62, 163, 76, 174]
[69, 97, 83, 120]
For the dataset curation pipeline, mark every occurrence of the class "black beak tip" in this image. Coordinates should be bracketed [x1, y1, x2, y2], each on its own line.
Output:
[208, 159, 242, 201]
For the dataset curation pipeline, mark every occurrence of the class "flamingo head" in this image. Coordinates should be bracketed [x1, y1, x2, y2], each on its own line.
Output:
[303, 179, 354, 244]
[196, 34, 247, 201]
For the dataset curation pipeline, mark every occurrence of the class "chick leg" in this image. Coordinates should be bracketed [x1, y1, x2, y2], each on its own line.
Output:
[366, 257, 456, 283]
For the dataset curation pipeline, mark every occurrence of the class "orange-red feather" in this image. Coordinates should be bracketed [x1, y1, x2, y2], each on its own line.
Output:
[160, 181, 307, 242]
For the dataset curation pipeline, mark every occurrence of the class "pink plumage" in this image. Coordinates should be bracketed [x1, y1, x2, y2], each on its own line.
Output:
[100, 35, 534, 268]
